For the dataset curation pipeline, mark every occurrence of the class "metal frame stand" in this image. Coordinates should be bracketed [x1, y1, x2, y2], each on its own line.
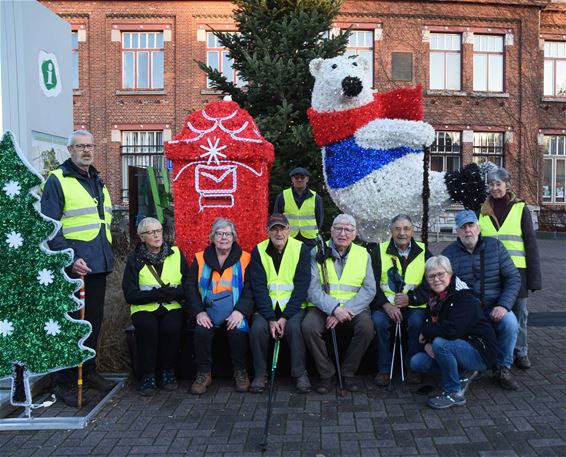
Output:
[0, 375, 126, 431]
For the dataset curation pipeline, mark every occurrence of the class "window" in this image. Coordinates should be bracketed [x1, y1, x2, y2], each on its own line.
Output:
[430, 131, 461, 172]
[120, 131, 164, 200]
[544, 42, 566, 97]
[122, 32, 164, 89]
[72, 31, 79, 90]
[473, 132, 504, 167]
[473, 35, 503, 92]
[543, 135, 566, 204]
[392, 52, 413, 81]
[206, 32, 244, 87]
[345, 31, 374, 84]
[429, 33, 461, 91]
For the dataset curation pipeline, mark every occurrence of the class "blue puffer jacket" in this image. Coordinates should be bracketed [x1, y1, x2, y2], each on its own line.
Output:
[442, 236, 520, 311]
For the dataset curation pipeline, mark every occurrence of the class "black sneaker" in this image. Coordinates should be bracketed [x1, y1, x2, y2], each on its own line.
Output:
[343, 376, 360, 392]
[515, 355, 531, 370]
[161, 370, 177, 392]
[493, 366, 518, 391]
[139, 376, 157, 397]
[316, 376, 334, 394]
[427, 390, 466, 409]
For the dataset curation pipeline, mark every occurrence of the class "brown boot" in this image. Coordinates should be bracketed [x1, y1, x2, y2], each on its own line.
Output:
[234, 369, 250, 392]
[190, 372, 212, 395]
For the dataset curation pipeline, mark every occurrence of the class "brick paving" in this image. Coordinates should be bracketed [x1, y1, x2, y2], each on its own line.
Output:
[0, 239, 564, 457]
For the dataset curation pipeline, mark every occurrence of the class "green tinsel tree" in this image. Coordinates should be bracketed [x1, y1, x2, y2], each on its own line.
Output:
[0, 131, 94, 405]
[198, 0, 350, 231]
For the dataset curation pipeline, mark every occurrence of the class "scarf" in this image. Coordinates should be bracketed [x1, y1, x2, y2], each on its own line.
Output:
[198, 259, 244, 306]
[139, 242, 170, 266]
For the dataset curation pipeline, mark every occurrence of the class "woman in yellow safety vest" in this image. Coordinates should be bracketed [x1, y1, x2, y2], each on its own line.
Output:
[187, 218, 253, 395]
[479, 167, 541, 370]
[122, 217, 189, 396]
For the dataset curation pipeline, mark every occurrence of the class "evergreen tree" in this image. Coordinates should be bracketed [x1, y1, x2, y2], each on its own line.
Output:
[0, 132, 94, 405]
[198, 0, 349, 230]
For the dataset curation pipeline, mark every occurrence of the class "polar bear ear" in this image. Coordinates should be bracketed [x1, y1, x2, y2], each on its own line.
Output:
[309, 58, 324, 77]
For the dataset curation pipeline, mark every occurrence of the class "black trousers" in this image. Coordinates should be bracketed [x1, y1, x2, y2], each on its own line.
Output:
[132, 307, 184, 377]
[193, 324, 249, 373]
[53, 273, 108, 386]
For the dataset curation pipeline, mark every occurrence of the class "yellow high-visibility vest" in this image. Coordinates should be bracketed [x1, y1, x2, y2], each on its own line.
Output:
[283, 188, 318, 239]
[257, 237, 306, 311]
[316, 242, 367, 302]
[480, 202, 526, 268]
[130, 246, 183, 314]
[379, 241, 426, 309]
[50, 169, 112, 243]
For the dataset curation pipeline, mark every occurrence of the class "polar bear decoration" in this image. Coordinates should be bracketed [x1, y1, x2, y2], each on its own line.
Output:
[308, 54, 451, 242]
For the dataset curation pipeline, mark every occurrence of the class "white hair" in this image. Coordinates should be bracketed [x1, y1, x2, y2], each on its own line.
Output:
[332, 213, 357, 228]
[67, 129, 93, 147]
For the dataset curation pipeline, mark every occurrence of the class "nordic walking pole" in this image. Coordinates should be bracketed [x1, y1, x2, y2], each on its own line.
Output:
[77, 276, 86, 408]
[388, 319, 399, 391]
[259, 337, 281, 451]
[330, 327, 346, 397]
[398, 321, 406, 393]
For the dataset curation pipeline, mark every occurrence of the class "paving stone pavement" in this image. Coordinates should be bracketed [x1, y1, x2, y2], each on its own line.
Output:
[0, 240, 564, 457]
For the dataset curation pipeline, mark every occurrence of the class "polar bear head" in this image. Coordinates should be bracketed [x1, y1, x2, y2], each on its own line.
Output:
[309, 55, 374, 113]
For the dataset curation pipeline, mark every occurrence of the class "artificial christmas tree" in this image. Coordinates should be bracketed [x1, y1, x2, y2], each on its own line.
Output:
[0, 131, 94, 409]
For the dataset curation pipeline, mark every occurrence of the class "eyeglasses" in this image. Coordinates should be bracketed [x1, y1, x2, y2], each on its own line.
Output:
[426, 271, 447, 281]
[141, 229, 162, 236]
[215, 231, 233, 239]
[71, 144, 95, 151]
[332, 226, 355, 234]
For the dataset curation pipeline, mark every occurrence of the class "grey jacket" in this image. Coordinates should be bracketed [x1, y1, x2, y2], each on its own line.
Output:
[307, 241, 376, 316]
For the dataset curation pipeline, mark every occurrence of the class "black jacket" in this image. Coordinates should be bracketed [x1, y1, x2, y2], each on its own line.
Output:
[250, 239, 310, 321]
[122, 243, 190, 307]
[420, 277, 497, 370]
[369, 238, 432, 312]
[187, 242, 253, 319]
[40, 158, 113, 275]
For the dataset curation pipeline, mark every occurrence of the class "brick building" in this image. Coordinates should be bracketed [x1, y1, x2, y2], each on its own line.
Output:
[40, 0, 566, 221]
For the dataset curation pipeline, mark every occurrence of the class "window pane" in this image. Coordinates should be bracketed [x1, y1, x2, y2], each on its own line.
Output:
[473, 54, 487, 91]
[488, 54, 503, 92]
[543, 159, 553, 201]
[430, 52, 445, 89]
[123, 51, 134, 88]
[131, 33, 139, 49]
[544, 60, 555, 96]
[72, 51, 79, 89]
[358, 49, 373, 81]
[556, 60, 566, 96]
[207, 32, 216, 48]
[72, 31, 78, 49]
[148, 33, 155, 48]
[430, 156, 443, 172]
[208, 51, 219, 71]
[446, 53, 461, 90]
[556, 159, 565, 202]
[222, 52, 235, 83]
[137, 51, 149, 88]
[558, 136, 565, 155]
[140, 33, 147, 49]
[446, 156, 460, 172]
[152, 51, 164, 89]
[156, 32, 163, 48]
[123, 32, 130, 49]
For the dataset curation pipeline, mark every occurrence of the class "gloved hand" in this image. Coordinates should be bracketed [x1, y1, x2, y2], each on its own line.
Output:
[154, 287, 169, 303]
[162, 286, 180, 303]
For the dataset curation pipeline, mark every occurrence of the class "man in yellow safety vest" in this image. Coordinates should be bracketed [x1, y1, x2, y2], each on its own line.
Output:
[273, 167, 324, 248]
[249, 214, 312, 394]
[41, 130, 115, 406]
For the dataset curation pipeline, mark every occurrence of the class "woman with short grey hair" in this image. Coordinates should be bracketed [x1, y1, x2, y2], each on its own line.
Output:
[187, 218, 253, 395]
[479, 166, 541, 371]
[122, 217, 189, 396]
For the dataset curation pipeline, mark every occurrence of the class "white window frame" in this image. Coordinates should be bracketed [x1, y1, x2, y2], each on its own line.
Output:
[429, 33, 461, 91]
[430, 131, 461, 172]
[473, 34, 504, 92]
[206, 32, 243, 88]
[472, 132, 504, 167]
[344, 30, 374, 85]
[72, 31, 79, 90]
[543, 135, 566, 204]
[544, 41, 566, 97]
[122, 31, 164, 89]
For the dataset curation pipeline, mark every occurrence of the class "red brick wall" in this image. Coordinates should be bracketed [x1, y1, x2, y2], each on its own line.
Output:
[40, 0, 566, 207]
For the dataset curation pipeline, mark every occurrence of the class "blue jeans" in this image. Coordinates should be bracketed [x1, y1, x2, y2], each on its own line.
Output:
[410, 337, 487, 393]
[487, 309, 519, 368]
[512, 297, 528, 357]
[372, 308, 425, 373]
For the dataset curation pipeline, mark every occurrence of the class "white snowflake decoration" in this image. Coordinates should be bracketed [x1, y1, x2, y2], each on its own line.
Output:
[6, 231, 23, 249]
[199, 137, 227, 165]
[44, 319, 61, 336]
[0, 319, 14, 337]
[37, 269, 54, 286]
[2, 180, 21, 199]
